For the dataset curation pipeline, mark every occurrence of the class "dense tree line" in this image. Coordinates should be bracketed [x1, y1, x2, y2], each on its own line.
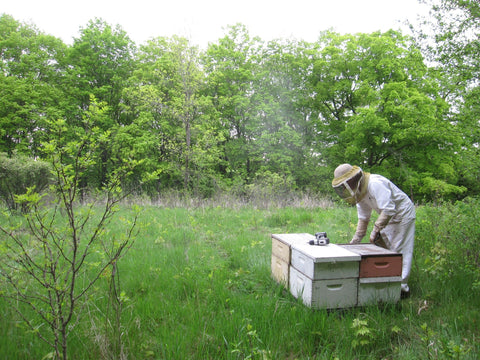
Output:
[1, 0, 478, 204]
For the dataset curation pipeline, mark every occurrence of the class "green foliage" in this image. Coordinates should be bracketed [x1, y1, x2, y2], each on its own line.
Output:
[230, 318, 271, 359]
[64, 18, 137, 189]
[418, 0, 480, 95]
[416, 197, 480, 297]
[67, 18, 136, 123]
[2, 5, 480, 358]
[0, 152, 51, 211]
[420, 322, 472, 360]
[414, 0, 480, 201]
[244, 170, 297, 204]
[123, 35, 226, 196]
[309, 30, 464, 200]
[203, 24, 264, 184]
[1, 9, 479, 201]
[0, 14, 68, 156]
[351, 317, 374, 350]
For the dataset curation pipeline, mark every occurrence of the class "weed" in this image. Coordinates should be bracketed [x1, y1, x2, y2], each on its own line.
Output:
[420, 322, 472, 360]
[351, 316, 374, 350]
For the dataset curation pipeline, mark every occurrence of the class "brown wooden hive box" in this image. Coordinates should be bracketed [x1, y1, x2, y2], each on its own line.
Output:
[338, 243, 402, 278]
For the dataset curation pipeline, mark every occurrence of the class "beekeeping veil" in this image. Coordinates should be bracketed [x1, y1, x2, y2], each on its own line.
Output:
[332, 164, 370, 205]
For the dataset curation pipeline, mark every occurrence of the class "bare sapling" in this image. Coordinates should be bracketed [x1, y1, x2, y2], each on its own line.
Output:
[0, 103, 140, 360]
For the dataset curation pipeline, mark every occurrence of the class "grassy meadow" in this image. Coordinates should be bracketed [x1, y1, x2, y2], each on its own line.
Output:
[1, 197, 479, 359]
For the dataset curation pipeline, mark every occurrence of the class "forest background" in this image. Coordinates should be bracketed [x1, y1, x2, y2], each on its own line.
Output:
[1, 0, 479, 207]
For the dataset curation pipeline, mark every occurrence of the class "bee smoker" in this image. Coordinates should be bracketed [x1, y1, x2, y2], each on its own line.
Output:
[309, 232, 330, 246]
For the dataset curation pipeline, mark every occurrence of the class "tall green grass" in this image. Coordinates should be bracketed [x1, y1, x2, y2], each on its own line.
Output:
[1, 199, 479, 359]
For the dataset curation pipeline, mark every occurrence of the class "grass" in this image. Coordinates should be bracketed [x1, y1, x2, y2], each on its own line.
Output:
[1, 199, 479, 359]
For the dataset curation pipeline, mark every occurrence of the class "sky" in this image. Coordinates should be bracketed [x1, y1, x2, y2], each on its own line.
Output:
[2, 0, 430, 48]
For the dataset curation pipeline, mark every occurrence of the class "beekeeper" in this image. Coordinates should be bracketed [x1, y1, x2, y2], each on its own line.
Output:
[332, 164, 416, 297]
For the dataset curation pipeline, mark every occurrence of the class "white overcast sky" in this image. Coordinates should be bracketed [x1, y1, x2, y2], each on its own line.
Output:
[2, 0, 430, 48]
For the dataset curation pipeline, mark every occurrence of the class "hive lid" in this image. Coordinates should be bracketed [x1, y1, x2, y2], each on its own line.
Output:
[291, 242, 361, 263]
[271, 233, 316, 245]
[337, 244, 400, 257]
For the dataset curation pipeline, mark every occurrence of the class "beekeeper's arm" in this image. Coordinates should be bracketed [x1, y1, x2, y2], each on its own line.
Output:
[350, 218, 369, 244]
[368, 182, 395, 243]
[349, 199, 373, 244]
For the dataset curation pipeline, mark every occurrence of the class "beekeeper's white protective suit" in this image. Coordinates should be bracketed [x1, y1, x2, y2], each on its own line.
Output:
[332, 164, 415, 294]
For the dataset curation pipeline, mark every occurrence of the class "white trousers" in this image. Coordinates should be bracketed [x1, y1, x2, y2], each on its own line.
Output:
[380, 218, 415, 292]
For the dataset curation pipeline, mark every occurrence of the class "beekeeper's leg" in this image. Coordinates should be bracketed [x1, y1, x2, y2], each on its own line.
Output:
[382, 220, 415, 292]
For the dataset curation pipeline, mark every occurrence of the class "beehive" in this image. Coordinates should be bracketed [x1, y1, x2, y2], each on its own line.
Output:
[289, 242, 361, 309]
[271, 233, 315, 286]
[338, 244, 402, 305]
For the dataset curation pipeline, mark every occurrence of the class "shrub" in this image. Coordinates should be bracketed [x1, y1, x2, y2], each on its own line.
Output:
[0, 152, 52, 212]
[416, 197, 480, 295]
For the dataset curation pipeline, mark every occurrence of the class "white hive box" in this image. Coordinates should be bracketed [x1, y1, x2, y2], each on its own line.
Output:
[338, 244, 402, 305]
[289, 267, 358, 309]
[357, 276, 402, 306]
[290, 242, 360, 280]
[289, 243, 361, 309]
[271, 233, 315, 286]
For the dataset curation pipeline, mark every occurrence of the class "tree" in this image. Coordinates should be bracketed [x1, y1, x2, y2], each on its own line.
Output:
[124, 36, 224, 195]
[0, 14, 68, 157]
[252, 38, 318, 191]
[416, 0, 480, 99]
[203, 24, 263, 185]
[147, 36, 213, 191]
[67, 18, 136, 123]
[309, 30, 464, 200]
[0, 103, 140, 360]
[66, 18, 136, 188]
[415, 0, 480, 197]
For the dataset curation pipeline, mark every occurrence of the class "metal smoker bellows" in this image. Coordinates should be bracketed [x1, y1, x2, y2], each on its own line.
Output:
[309, 232, 330, 246]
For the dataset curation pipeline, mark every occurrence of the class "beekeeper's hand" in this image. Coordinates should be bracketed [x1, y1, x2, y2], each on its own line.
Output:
[369, 212, 391, 243]
[350, 235, 362, 244]
[350, 219, 369, 244]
